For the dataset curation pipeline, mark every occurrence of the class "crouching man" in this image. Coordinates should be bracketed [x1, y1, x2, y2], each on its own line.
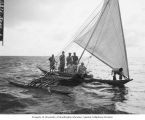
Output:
[77, 62, 87, 78]
[112, 68, 124, 80]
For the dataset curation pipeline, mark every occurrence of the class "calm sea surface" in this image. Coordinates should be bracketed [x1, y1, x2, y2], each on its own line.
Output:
[0, 56, 145, 114]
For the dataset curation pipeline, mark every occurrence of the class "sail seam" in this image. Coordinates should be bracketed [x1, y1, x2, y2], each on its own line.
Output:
[73, 1, 103, 42]
[77, 0, 111, 63]
[75, 42, 113, 69]
[110, 8, 126, 67]
[78, 1, 109, 63]
[73, 10, 102, 50]
[91, 0, 111, 55]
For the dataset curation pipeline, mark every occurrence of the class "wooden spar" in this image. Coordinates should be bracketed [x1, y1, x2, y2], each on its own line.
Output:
[78, 0, 110, 64]
[78, 39, 91, 64]
[117, 0, 130, 79]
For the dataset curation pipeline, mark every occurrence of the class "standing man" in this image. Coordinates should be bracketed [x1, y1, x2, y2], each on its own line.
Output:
[72, 52, 78, 72]
[72, 52, 78, 65]
[66, 53, 72, 66]
[59, 51, 65, 72]
[49, 54, 56, 72]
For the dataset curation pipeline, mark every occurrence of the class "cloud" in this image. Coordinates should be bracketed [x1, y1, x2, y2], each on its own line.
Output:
[1, 0, 145, 56]
[5, 0, 78, 28]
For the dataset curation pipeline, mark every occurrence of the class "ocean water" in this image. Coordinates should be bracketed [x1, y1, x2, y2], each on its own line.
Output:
[0, 56, 145, 114]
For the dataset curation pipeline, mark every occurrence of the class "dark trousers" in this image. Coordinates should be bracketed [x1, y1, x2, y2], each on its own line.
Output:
[119, 75, 122, 80]
[113, 74, 122, 80]
[59, 65, 65, 72]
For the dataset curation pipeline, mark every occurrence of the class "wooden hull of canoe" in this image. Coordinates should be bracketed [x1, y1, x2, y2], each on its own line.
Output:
[87, 78, 132, 87]
[43, 75, 84, 87]
[8, 80, 71, 95]
[37, 68, 132, 87]
[39, 75, 131, 87]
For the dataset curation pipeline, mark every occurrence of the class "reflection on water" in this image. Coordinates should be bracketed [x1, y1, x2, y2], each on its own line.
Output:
[78, 83, 128, 110]
[0, 56, 145, 114]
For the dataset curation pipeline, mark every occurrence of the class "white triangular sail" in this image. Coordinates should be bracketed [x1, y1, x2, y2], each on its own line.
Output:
[74, 0, 129, 78]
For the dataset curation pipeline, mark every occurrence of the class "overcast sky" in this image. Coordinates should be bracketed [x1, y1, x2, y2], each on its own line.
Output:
[0, 0, 145, 57]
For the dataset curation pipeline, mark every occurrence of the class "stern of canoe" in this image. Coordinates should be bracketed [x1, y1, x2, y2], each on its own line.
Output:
[85, 78, 132, 87]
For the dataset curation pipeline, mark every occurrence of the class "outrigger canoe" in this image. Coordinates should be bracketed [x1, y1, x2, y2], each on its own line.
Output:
[43, 0, 133, 87]
[38, 66, 132, 87]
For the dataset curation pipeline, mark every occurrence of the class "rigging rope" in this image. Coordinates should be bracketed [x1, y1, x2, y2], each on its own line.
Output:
[86, 55, 92, 68]
[56, 0, 104, 56]
[77, 0, 110, 64]
[34, 0, 106, 86]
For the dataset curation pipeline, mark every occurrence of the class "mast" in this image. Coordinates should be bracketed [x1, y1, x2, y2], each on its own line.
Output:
[117, 0, 129, 78]
[78, 0, 110, 64]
